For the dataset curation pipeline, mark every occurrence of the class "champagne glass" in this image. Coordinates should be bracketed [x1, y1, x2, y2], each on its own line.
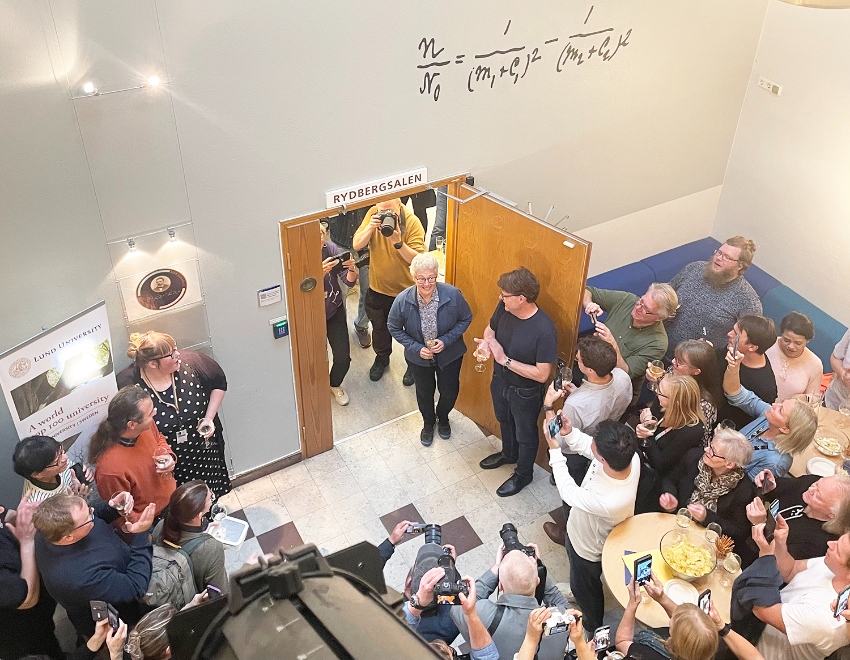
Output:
[721, 552, 741, 587]
[473, 347, 488, 373]
[676, 507, 692, 528]
[111, 491, 131, 520]
[705, 522, 722, 544]
[153, 447, 172, 478]
[647, 360, 665, 392]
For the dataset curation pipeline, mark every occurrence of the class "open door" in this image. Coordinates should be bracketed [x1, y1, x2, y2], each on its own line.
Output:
[448, 184, 591, 463]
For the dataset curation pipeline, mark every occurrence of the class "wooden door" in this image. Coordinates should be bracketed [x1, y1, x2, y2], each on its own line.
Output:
[280, 219, 333, 458]
[448, 185, 591, 463]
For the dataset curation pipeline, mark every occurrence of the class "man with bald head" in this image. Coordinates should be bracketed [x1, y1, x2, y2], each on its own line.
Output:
[448, 543, 572, 660]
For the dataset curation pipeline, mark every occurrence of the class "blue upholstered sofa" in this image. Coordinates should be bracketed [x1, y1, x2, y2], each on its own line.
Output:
[581, 237, 847, 370]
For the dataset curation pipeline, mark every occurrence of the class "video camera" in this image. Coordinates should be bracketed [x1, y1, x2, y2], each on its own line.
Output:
[499, 523, 549, 604]
[165, 543, 443, 660]
[411, 524, 468, 607]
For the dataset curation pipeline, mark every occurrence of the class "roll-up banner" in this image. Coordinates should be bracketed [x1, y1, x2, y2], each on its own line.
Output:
[0, 301, 118, 463]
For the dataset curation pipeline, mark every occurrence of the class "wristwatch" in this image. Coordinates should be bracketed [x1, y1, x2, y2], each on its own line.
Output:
[393, 241, 403, 249]
[505, 358, 512, 370]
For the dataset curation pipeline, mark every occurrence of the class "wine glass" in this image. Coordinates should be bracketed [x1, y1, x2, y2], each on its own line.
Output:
[705, 522, 722, 544]
[721, 552, 741, 587]
[647, 360, 665, 392]
[153, 447, 172, 478]
[110, 491, 131, 520]
[473, 347, 489, 373]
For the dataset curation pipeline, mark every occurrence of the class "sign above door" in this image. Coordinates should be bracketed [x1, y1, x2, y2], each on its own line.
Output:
[325, 168, 427, 209]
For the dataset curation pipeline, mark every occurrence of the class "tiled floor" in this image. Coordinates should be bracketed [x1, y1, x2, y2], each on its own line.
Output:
[219, 409, 571, 593]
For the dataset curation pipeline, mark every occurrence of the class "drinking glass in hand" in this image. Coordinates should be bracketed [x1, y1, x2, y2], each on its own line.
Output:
[473, 347, 488, 373]
[153, 447, 171, 477]
[111, 492, 131, 520]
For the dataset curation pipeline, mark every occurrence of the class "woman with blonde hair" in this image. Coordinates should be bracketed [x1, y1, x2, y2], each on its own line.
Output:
[117, 331, 231, 496]
[723, 346, 818, 479]
[637, 373, 706, 479]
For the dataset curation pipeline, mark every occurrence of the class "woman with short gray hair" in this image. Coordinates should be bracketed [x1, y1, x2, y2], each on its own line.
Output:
[388, 255, 473, 446]
[658, 427, 756, 554]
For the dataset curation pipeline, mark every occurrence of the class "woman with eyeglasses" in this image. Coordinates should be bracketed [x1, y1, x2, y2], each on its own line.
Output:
[646, 339, 723, 446]
[388, 253, 472, 446]
[636, 374, 706, 480]
[658, 427, 756, 551]
[117, 331, 231, 497]
[152, 480, 227, 595]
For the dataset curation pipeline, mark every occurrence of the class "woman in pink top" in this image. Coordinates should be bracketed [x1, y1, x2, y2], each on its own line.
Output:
[765, 312, 823, 402]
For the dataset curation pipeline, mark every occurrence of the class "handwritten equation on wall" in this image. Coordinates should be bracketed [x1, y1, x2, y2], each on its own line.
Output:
[416, 5, 632, 101]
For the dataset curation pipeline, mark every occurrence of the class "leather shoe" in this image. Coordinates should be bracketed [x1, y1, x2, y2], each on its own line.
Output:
[479, 453, 515, 470]
[437, 419, 451, 439]
[403, 367, 414, 387]
[420, 424, 435, 446]
[543, 521, 567, 546]
[496, 473, 533, 497]
[369, 358, 388, 382]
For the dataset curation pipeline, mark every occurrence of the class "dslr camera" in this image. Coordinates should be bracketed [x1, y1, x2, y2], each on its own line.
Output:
[375, 209, 399, 237]
[410, 524, 468, 607]
[542, 608, 576, 636]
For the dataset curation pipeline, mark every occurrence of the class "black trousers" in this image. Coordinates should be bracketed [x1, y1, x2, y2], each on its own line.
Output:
[407, 356, 463, 426]
[364, 288, 397, 361]
[566, 536, 604, 635]
[490, 368, 545, 481]
[326, 305, 351, 388]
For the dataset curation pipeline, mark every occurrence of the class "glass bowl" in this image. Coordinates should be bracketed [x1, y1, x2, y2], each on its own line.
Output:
[659, 528, 717, 582]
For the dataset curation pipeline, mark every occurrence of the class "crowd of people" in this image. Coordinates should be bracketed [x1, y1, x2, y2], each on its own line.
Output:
[4, 207, 850, 660]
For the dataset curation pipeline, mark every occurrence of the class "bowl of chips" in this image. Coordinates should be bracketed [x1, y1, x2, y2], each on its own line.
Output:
[660, 529, 716, 582]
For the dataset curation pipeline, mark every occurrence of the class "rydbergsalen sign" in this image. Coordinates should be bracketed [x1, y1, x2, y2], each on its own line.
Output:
[325, 168, 427, 208]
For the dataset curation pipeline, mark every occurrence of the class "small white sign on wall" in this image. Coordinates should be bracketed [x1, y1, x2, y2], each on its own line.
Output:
[325, 168, 427, 209]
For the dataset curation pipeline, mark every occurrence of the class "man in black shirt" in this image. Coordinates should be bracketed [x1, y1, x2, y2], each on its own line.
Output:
[718, 315, 778, 430]
[743, 470, 850, 566]
[0, 498, 63, 660]
[477, 267, 558, 497]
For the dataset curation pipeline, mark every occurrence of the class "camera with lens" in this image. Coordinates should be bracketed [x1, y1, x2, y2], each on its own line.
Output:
[500, 523, 536, 558]
[410, 524, 467, 607]
[542, 608, 576, 636]
[375, 209, 399, 237]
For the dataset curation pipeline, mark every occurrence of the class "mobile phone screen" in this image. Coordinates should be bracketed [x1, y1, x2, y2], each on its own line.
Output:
[547, 415, 562, 438]
[835, 585, 850, 618]
[698, 589, 711, 615]
[593, 625, 610, 649]
[635, 555, 652, 586]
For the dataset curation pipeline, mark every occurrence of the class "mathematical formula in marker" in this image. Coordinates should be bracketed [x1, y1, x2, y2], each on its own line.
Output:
[416, 5, 632, 102]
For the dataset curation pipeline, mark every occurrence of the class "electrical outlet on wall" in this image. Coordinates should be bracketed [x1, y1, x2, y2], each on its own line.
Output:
[758, 76, 782, 96]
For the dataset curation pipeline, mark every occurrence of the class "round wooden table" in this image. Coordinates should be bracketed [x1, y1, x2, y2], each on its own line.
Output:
[790, 406, 850, 477]
[600, 513, 739, 628]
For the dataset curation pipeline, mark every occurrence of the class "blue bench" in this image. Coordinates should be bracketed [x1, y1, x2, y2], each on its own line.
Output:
[582, 238, 846, 368]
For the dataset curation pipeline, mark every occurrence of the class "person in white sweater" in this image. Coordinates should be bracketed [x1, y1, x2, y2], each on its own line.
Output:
[543, 412, 640, 635]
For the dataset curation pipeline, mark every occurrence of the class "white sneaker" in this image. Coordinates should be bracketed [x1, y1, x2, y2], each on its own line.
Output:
[330, 386, 349, 406]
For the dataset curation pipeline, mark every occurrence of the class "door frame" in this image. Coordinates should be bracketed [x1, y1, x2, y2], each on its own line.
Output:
[279, 173, 469, 459]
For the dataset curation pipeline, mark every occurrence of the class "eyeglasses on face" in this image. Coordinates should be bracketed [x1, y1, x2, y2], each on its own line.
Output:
[706, 443, 726, 460]
[70, 506, 95, 533]
[45, 447, 65, 469]
[713, 249, 740, 263]
[415, 276, 437, 284]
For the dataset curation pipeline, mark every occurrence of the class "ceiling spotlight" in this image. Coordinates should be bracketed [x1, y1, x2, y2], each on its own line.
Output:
[147, 75, 161, 88]
[127, 237, 137, 252]
[82, 81, 98, 96]
[167, 227, 177, 242]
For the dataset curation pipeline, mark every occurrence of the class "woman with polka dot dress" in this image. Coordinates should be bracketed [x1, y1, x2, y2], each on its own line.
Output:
[117, 331, 232, 497]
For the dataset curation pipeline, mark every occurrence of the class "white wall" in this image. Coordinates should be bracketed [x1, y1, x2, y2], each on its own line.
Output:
[0, 1, 767, 504]
[713, 1, 850, 326]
